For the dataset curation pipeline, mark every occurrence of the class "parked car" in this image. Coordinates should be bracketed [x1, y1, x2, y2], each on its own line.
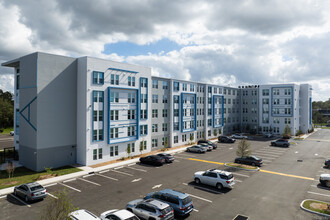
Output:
[100, 209, 140, 220]
[319, 174, 330, 187]
[140, 155, 165, 166]
[186, 145, 206, 153]
[10, 131, 14, 136]
[235, 156, 263, 167]
[194, 169, 235, 190]
[231, 133, 248, 139]
[324, 159, 330, 168]
[218, 136, 235, 143]
[271, 139, 290, 147]
[144, 189, 194, 217]
[263, 133, 273, 138]
[69, 209, 101, 220]
[197, 140, 217, 149]
[14, 182, 47, 202]
[199, 143, 213, 151]
[126, 198, 174, 220]
[157, 153, 174, 163]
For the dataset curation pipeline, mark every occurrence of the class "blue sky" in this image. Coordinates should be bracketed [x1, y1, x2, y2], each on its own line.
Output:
[103, 39, 182, 57]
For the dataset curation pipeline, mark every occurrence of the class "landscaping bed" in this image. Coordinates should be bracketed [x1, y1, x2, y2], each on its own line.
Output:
[225, 162, 259, 170]
[301, 199, 330, 216]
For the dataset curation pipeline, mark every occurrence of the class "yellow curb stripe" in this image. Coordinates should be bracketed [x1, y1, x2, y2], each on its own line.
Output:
[189, 158, 314, 180]
[188, 158, 224, 165]
[259, 169, 314, 180]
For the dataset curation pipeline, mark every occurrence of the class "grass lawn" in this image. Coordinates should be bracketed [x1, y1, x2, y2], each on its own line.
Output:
[0, 166, 82, 190]
[0, 127, 14, 135]
[225, 162, 258, 170]
[302, 199, 330, 215]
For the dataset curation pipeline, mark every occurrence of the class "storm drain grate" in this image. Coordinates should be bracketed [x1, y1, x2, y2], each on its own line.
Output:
[233, 214, 248, 220]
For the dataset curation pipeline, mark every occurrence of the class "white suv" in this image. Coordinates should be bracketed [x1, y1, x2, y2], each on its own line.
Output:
[194, 169, 235, 190]
[320, 174, 330, 187]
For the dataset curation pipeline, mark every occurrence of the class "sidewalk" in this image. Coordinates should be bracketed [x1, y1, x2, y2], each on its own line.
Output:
[0, 142, 202, 196]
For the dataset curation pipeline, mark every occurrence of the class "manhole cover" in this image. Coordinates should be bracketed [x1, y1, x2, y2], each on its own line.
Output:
[233, 214, 248, 220]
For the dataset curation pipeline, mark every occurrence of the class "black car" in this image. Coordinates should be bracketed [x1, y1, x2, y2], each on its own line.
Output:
[140, 155, 165, 166]
[197, 140, 217, 149]
[325, 159, 330, 168]
[218, 136, 235, 143]
[235, 156, 263, 167]
[157, 153, 174, 163]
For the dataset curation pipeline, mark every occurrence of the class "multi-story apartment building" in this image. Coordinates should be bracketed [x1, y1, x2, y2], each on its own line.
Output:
[2, 52, 312, 171]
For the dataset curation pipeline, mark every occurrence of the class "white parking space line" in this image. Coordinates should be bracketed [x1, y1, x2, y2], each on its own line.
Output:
[0, 195, 7, 199]
[231, 172, 249, 178]
[171, 156, 189, 159]
[111, 169, 133, 176]
[128, 163, 137, 166]
[9, 194, 31, 207]
[126, 166, 147, 172]
[254, 155, 278, 159]
[229, 147, 233, 150]
[182, 183, 188, 186]
[114, 166, 124, 170]
[262, 160, 272, 163]
[174, 160, 180, 162]
[254, 152, 279, 157]
[261, 148, 287, 152]
[58, 183, 81, 192]
[193, 209, 199, 212]
[311, 185, 329, 190]
[63, 178, 76, 183]
[96, 173, 118, 181]
[235, 179, 243, 182]
[99, 169, 109, 174]
[46, 192, 58, 199]
[255, 150, 282, 155]
[44, 183, 58, 188]
[188, 194, 212, 203]
[179, 154, 197, 158]
[78, 178, 101, 186]
[83, 173, 95, 178]
[307, 191, 330, 197]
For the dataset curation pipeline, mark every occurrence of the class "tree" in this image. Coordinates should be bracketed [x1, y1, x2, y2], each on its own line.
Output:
[6, 161, 15, 178]
[282, 125, 292, 138]
[139, 141, 144, 154]
[164, 137, 168, 148]
[213, 129, 217, 137]
[0, 98, 14, 129]
[39, 190, 78, 220]
[236, 139, 251, 158]
[126, 145, 131, 157]
[218, 128, 221, 135]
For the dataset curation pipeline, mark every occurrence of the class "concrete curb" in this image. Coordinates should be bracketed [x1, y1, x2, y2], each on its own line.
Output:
[0, 145, 189, 197]
[224, 163, 260, 171]
[300, 199, 330, 218]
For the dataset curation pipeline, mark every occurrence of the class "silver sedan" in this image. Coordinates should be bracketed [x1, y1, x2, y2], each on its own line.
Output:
[186, 145, 207, 153]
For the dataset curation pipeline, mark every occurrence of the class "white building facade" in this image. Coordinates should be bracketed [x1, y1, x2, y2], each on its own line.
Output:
[2, 52, 312, 171]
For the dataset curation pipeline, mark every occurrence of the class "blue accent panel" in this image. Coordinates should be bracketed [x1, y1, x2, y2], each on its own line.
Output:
[108, 86, 139, 144]
[92, 90, 104, 142]
[181, 93, 197, 133]
[139, 77, 148, 120]
[18, 86, 37, 89]
[212, 95, 223, 128]
[108, 67, 138, 74]
[222, 96, 224, 126]
[19, 96, 37, 131]
[309, 97, 312, 125]
[270, 86, 294, 117]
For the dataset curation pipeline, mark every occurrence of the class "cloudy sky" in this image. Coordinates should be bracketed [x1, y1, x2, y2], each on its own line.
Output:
[0, 0, 329, 101]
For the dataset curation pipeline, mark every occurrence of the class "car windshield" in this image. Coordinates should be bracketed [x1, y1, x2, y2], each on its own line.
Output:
[207, 141, 213, 145]
[30, 185, 44, 191]
[182, 196, 192, 205]
[161, 206, 172, 215]
[251, 156, 260, 160]
[127, 216, 139, 220]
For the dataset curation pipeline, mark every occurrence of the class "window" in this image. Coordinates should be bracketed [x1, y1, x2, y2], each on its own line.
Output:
[110, 110, 119, 120]
[183, 83, 187, 91]
[93, 129, 103, 141]
[182, 134, 187, 142]
[162, 123, 168, 131]
[273, 99, 280, 105]
[128, 93, 136, 103]
[285, 108, 291, 115]
[285, 98, 291, 105]
[152, 80, 158, 88]
[140, 78, 147, 87]
[174, 122, 179, 130]
[190, 84, 194, 92]
[140, 125, 147, 135]
[110, 92, 119, 103]
[208, 87, 212, 93]
[174, 109, 179, 117]
[214, 87, 217, 93]
[127, 143, 135, 153]
[273, 89, 280, 95]
[93, 91, 104, 103]
[208, 108, 211, 115]
[111, 74, 119, 85]
[152, 109, 158, 118]
[208, 130, 211, 136]
[273, 117, 280, 124]
[152, 95, 158, 103]
[93, 149, 97, 160]
[110, 128, 119, 138]
[162, 137, 168, 146]
[163, 81, 168, 89]
[162, 95, 168, 103]
[284, 88, 291, 95]
[273, 108, 280, 114]
[98, 148, 103, 159]
[140, 140, 147, 150]
[162, 109, 168, 117]
[110, 146, 118, 157]
[140, 109, 147, 119]
[152, 139, 158, 148]
[263, 99, 269, 104]
[174, 95, 179, 104]
[174, 136, 178, 144]
[208, 119, 212, 126]
[262, 117, 269, 123]
[152, 124, 158, 133]
[127, 110, 135, 120]
[173, 82, 179, 91]
[93, 111, 97, 121]
[127, 126, 136, 136]
[128, 76, 135, 86]
[140, 94, 147, 103]
[262, 89, 269, 96]
[92, 71, 104, 84]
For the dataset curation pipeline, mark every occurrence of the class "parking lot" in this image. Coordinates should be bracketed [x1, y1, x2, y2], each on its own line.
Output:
[1, 129, 330, 219]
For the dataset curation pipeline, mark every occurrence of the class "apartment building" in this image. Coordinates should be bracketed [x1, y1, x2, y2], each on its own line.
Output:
[2, 52, 312, 171]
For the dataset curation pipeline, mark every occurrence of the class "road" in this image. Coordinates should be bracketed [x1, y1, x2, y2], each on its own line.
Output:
[0, 134, 14, 150]
[1, 129, 330, 219]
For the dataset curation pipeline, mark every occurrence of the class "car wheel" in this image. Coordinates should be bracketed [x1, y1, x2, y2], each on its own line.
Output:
[284, 144, 288, 148]
[327, 181, 330, 188]
[199, 150, 202, 153]
[187, 148, 190, 152]
[14, 189, 17, 196]
[195, 178, 201, 184]
[252, 163, 256, 166]
[25, 196, 29, 202]
[127, 208, 133, 212]
[216, 183, 223, 190]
